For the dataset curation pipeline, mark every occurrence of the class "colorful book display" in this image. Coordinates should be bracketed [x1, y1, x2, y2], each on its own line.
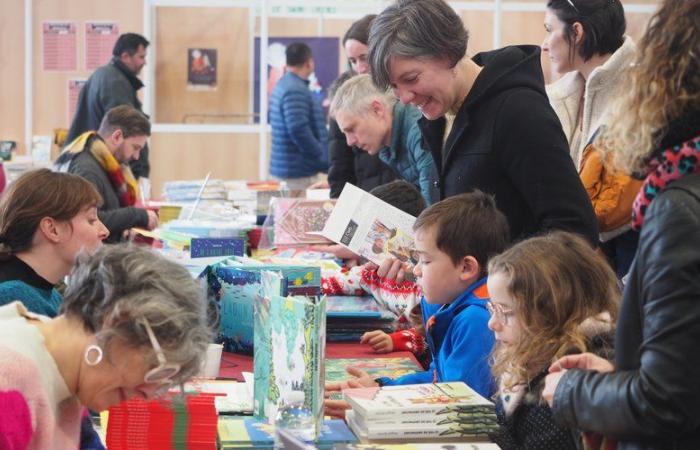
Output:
[106, 394, 218, 450]
[253, 271, 326, 439]
[217, 417, 356, 449]
[205, 257, 321, 354]
[190, 237, 245, 258]
[273, 198, 336, 246]
[331, 444, 501, 449]
[343, 382, 498, 441]
[325, 357, 422, 383]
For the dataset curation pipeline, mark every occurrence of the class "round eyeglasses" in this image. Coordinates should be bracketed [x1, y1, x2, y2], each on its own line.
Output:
[486, 301, 515, 326]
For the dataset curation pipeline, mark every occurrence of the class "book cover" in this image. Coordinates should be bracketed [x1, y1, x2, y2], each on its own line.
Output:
[325, 357, 422, 383]
[190, 237, 245, 258]
[321, 183, 417, 265]
[343, 382, 495, 419]
[325, 295, 382, 319]
[218, 417, 356, 448]
[206, 257, 321, 354]
[274, 198, 336, 245]
[253, 271, 327, 439]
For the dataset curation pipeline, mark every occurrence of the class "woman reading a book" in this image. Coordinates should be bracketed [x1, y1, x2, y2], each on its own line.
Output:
[0, 244, 212, 449]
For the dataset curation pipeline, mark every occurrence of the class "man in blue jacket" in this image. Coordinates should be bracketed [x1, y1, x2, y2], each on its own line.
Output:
[269, 42, 328, 190]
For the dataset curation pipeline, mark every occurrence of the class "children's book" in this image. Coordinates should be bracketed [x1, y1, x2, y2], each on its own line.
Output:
[181, 379, 253, 414]
[325, 357, 422, 383]
[273, 198, 336, 245]
[325, 295, 383, 319]
[346, 410, 498, 440]
[217, 417, 356, 449]
[253, 271, 327, 439]
[343, 382, 495, 420]
[331, 443, 501, 449]
[321, 183, 417, 265]
[206, 256, 321, 354]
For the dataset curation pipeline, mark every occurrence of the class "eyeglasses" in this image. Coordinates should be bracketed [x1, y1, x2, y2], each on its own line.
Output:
[141, 319, 181, 384]
[486, 301, 515, 326]
[565, 0, 581, 13]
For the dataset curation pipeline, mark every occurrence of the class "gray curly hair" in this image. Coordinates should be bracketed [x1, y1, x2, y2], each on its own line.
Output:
[61, 244, 213, 384]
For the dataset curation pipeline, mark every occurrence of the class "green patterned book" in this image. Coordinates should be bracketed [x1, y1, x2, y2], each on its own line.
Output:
[253, 270, 327, 439]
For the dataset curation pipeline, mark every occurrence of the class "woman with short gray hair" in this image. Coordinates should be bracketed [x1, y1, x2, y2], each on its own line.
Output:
[368, 0, 598, 245]
[0, 243, 212, 449]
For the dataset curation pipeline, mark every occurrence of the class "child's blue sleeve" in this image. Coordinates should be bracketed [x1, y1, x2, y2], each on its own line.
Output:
[439, 306, 495, 398]
[375, 364, 434, 387]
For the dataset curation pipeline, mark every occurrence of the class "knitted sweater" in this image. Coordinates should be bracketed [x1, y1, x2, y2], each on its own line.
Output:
[0, 302, 82, 450]
[0, 256, 62, 317]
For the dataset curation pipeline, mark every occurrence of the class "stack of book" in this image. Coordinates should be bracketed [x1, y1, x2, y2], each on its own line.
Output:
[325, 295, 394, 342]
[343, 382, 499, 442]
[106, 394, 218, 449]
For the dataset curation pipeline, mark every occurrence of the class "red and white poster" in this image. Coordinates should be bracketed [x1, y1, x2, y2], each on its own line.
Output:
[42, 22, 77, 72]
[85, 22, 119, 70]
[67, 79, 87, 125]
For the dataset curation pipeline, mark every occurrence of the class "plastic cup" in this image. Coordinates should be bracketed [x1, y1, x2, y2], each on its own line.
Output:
[200, 343, 223, 378]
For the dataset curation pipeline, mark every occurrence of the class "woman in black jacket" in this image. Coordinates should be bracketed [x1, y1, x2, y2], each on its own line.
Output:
[368, 0, 597, 244]
[543, 1, 700, 448]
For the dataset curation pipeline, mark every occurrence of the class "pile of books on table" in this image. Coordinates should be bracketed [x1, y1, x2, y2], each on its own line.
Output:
[326, 295, 395, 342]
[106, 393, 218, 450]
[217, 417, 357, 449]
[343, 382, 499, 442]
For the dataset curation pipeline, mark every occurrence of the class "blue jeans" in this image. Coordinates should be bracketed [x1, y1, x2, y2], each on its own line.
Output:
[601, 229, 640, 279]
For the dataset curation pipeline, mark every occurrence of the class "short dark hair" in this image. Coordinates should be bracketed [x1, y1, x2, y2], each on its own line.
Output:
[286, 42, 313, 67]
[343, 14, 377, 46]
[369, 0, 469, 90]
[414, 191, 510, 276]
[112, 33, 149, 57]
[370, 180, 427, 218]
[98, 105, 151, 138]
[547, 0, 625, 61]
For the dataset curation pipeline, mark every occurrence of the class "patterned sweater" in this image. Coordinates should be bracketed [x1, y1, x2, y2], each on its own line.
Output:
[0, 302, 82, 450]
[322, 265, 429, 365]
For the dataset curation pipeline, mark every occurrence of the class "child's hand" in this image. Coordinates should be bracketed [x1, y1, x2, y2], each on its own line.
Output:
[323, 368, 378, 418]
[549, 353, 614, 373]
[361, 330, 394, 353]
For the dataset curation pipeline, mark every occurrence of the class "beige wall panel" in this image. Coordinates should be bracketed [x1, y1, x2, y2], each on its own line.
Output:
[0, 0, 25, 152]
[625, 12, 654, 42]
[461, 10, 495, 55]
[149, 133, 260, 196]
[267, 17, 318, 36]
[32, 0, 143, 140]
[500, 12, 554, 82]
[154, 7, 250, 124]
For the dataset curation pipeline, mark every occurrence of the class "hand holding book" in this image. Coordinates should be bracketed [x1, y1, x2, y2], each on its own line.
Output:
[324, 366, 378, 419]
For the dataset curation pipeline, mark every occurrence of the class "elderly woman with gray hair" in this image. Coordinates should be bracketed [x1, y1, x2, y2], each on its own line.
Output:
[368, 0, 597, 249]
[0, 244, 211, 449]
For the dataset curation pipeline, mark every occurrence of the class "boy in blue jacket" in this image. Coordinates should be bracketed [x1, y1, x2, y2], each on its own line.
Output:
[325, 191, 510, 417]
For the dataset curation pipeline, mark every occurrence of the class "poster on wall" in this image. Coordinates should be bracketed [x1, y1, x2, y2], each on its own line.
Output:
[42, 22, 78, 72]
[85, 22, 119, 70]
[187, 48, 217, 90]
[67, 79, 87, 125]
[253, 37, 339, 123]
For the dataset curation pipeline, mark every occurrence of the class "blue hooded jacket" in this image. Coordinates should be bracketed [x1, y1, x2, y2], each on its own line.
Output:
[377, 277, 495, 399]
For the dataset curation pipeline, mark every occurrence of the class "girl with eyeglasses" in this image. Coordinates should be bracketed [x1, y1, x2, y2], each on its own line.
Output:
[486, 231, 620, 449]
[543, 0, 641, 278]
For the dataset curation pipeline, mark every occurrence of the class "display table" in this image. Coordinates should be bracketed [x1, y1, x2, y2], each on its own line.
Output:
[219, 342, 419, 380]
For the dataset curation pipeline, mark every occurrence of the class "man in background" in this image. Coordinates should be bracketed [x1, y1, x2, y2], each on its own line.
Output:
[66, 33, 151, 183]
[57, 105, 158, 243]
[268, 42, 328, 190]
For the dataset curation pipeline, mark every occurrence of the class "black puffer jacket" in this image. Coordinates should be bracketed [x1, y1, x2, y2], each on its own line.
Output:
[419, 45, 597, 244]
[552, 114, 700, 449]
[327, 118, 396, 198]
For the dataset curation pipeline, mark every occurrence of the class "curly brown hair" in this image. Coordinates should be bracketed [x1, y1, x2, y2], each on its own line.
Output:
[597, 0, 700, 175]
[488, 232, 620, 390]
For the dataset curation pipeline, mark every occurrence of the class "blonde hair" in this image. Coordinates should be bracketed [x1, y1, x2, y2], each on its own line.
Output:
[329, 74, 396, 118]
[597, 0, 700, 175]
[488, 232, 620, 389]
